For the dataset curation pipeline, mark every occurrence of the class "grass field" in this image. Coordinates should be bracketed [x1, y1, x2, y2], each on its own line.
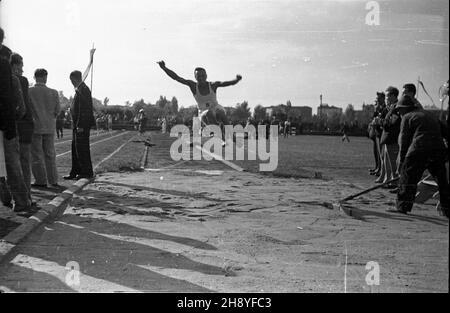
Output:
[138, 132, 376, 186]
[235, 135, 374, 184]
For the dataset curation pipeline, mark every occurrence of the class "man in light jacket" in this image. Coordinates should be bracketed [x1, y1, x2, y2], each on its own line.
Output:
[29, 68, 60, 187]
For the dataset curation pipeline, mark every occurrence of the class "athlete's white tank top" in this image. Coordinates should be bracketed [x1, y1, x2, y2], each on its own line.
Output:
[193, 82, 221, 111]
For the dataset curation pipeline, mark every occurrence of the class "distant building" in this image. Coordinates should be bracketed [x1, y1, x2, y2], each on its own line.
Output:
[266, 105, 313, 122]
[289, 106, 312, 122]
[317, 104, 343, 119]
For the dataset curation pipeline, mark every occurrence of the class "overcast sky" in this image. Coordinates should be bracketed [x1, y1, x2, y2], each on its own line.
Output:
[1, 0, 448, 112]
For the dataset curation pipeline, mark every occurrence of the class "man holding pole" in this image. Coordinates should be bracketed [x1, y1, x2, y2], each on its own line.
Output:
[63, 71, 96, 180]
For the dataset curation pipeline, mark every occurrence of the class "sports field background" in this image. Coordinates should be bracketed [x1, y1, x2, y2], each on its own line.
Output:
[142, 132, 374, 186]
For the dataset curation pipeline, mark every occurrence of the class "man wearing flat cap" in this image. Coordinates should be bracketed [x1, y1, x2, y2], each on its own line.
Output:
[390, 95, 449, 217]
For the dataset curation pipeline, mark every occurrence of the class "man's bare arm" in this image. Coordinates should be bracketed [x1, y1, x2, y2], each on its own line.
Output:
[157, 61, 194, 88]
[213, 75, 243, 89]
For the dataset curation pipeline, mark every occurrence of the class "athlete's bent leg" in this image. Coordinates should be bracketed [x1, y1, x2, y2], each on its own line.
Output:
[215, 108, 230, 142]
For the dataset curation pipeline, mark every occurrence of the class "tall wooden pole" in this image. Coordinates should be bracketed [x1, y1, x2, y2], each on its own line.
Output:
[416, 76, 420, 100]
[90, 43, 94, 93]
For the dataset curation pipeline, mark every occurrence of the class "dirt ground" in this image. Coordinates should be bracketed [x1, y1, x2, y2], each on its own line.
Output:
[0, 133, 448, 292]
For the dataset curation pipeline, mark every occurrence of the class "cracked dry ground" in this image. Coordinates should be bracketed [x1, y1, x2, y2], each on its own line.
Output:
[2, 167, 446, 292]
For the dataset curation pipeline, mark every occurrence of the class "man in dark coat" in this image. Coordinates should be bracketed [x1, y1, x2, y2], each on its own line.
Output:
[388, 95, 449, 217]
[10, 53, 34, 202]
[0, 51, 32, 212]
[64, 71, 96, 180]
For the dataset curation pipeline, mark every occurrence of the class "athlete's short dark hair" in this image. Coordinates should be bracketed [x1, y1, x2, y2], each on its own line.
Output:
[70, 70, 82, 81]
[194, 67, 206, 74]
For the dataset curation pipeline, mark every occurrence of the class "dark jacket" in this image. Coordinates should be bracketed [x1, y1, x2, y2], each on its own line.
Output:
[370, 104, 387, 138]
[398, 109, 447, 163]
[72, 82, 96, 130]
[0, 57, 17, 140]
[0, 45, 12, 61]
[16, 75, 34, 143]
[380, 101, 401, 145]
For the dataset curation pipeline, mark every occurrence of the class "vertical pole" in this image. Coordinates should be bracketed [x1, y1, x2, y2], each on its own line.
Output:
[416, 76, 420, 100]
[90, 43, 95, 135]
[90, 43, 94, 93]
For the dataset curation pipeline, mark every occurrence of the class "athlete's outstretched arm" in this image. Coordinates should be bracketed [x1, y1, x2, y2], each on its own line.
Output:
[214, 75, 243, 88]
[157, 61, 193, 86]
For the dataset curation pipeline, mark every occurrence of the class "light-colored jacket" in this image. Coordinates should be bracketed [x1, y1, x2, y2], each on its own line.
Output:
[29, 83, 60, 134]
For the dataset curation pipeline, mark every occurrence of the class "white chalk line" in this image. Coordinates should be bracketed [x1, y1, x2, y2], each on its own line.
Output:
[182, 139, 243, 172]
[93, 135, 137, 171]
[56, 131, 130, 158]
[195, 145, 244, 172]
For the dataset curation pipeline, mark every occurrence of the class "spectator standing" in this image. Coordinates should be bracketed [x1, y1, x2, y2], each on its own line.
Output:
[0, 45, 32, 212]
[28, 68, 60, 187]
[341, 122, 350, 142]
[402, 83, 423, 109]
[56, 110, 65, 139]
[138, 109, 148, 135]
[63, 70, 96, 180]
[284, 119, 291, 138]
[107, 113, 113, 132]
[374, 92, 388, 183]
[380, 86, 401, 189]
[161, 116, 167, 134]
[10, 53, 35, 203]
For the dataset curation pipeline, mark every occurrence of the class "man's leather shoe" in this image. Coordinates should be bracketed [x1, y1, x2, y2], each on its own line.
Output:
[31, 183, 47, 188]
[63, 175, 77, 180]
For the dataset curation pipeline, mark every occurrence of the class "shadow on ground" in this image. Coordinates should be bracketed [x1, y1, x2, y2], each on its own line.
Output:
[0, 212, 229, 292]
[341, 204, 448, 226]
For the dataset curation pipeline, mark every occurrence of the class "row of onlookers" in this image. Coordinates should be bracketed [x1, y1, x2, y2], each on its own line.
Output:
[367, 83, 449, 217]
[0, 27, 97, 215]
[0, 27, 61, 213]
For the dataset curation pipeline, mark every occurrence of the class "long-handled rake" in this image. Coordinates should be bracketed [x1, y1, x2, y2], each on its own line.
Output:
[330, 177, 400, 213]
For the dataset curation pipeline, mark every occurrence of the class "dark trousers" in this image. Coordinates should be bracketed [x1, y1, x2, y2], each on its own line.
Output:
[397, 152, 449, 212]
[56, 127, 63, 139]
[70, 128, 93, 177]
[371, 138, 380, 170]
[0, 137, 31, 210]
